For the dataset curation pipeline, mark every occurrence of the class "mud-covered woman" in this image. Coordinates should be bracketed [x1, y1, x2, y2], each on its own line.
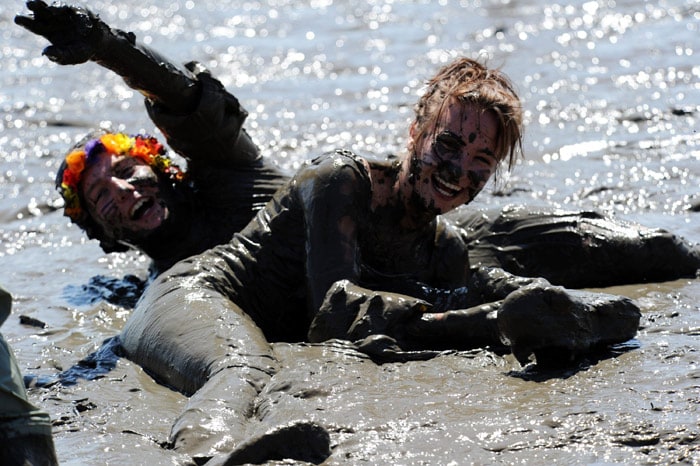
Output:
[114, 57, 641, 461]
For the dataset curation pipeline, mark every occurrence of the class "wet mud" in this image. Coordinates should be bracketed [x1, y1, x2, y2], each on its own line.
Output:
[15, 278, 698, 465]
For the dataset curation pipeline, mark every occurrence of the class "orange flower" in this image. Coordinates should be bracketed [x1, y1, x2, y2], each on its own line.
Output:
[64, 150, 86, 176]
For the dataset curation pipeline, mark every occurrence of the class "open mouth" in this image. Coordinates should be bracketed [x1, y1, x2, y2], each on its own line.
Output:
[432, 174, 462, 198]
[130, 198, 156, 220]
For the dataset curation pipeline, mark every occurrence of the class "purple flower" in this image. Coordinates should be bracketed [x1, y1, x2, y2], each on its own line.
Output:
[85, 139, 105, 164]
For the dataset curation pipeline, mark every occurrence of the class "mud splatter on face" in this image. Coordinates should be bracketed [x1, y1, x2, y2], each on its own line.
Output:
[408, 153, 423, 185]
[464, 168, 491, 202]
[396, 101, 500, 228]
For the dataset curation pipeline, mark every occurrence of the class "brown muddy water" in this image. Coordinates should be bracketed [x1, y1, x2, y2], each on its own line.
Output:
[1, 0, 699, 464]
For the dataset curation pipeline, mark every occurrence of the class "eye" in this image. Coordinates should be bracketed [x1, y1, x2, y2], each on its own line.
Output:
[433, 134, 464, 159]
[436, 135, 461, 152]
[112, 157, 141, 180]
[115, 164, 136, 179]
[477, 158, 498, 174]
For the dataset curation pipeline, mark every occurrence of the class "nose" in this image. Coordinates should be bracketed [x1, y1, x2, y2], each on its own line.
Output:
[111, 177, 134, 201]
[437, 160, 462, 179]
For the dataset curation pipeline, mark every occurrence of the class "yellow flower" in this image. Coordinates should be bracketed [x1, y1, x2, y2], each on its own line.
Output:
[101, 133, 133, 154]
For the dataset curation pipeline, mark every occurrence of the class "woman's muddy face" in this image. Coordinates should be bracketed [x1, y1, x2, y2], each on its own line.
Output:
[405, 102, 499, 215]
[81, 152, 170, 241]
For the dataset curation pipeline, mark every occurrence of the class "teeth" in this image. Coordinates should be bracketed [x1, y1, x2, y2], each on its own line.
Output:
[436, 175, 460, 191]
[130, 198, 148, 219]
[434, 185, 453, 197]
[433, 175, 461, 197]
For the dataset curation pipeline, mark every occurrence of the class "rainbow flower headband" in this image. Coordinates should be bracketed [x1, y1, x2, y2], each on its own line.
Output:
[59, 133, 184, 220]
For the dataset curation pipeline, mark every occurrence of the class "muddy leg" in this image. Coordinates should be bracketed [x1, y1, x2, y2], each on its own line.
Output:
[0, 287, 58, 466]
[0, 433, 58, 466]
[121, 267, 278, 462]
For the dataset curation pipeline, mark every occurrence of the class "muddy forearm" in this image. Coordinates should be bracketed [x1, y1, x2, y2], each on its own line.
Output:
[92, 26, 201, 113]
[308, 279, 430, 343]
[144, 64, 262, 165]
[403, 302, 504, 350]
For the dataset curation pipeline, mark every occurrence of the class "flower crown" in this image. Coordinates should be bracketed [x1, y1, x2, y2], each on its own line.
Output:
[59, 133, 184, 221]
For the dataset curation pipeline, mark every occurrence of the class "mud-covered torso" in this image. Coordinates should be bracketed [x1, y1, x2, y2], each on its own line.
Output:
[359, 212, 469, 291]
[136, 70, 290, 274]
[141, 162, 287, 275]
[188, 151, 471, 341]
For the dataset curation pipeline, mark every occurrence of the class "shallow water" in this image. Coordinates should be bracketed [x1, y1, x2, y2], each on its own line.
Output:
[1, 0, 699, 464]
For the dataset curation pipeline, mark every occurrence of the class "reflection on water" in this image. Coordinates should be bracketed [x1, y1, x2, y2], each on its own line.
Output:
[1, 0, 698, 464]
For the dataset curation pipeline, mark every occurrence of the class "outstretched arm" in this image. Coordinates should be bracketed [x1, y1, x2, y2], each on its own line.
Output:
[17, 1, 265, 167]
[16, 0, 200, 113]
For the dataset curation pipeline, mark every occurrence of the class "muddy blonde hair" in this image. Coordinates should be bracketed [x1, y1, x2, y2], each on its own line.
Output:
[412, 57, 523, 169]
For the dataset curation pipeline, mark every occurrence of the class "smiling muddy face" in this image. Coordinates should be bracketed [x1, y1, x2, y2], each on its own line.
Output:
[402, 101, 500, 217]
[56, 132, 187, 252]
[81, 152, 171, 242]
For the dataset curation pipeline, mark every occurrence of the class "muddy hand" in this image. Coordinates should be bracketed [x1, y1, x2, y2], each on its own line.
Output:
[354, 334, 443, 364]
[308, 280, 431, 344]
[497, 284, 641, 368]
[347, 294, 430, 343]
[15, 0, 109, 64]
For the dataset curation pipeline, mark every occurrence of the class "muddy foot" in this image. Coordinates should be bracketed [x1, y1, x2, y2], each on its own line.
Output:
[497, 285, 641, 367]
[204, 420, 331, 466]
